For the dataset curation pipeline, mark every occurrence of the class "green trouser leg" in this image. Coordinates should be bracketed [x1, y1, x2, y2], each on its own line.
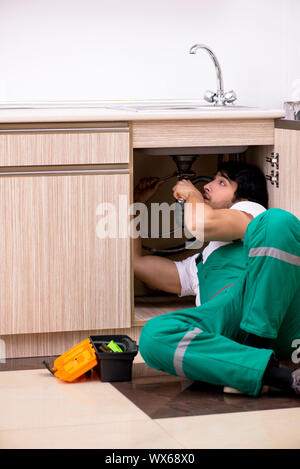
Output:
[139, 208, 300, 396]
[139, 284, 273, 397]
[240, 208, 300, 359]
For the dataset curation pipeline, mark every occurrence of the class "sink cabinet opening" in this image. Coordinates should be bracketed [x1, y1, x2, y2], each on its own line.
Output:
[132, 145, 267, 326]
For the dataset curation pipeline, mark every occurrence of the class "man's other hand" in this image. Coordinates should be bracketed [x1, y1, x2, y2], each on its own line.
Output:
[134, 177, 165, 204]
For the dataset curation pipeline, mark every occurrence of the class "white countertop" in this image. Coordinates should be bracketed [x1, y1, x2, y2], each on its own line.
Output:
[0, 101, 285, 123]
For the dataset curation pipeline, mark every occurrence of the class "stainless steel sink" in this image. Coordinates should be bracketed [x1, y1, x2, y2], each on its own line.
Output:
[103, 101, 249, 112]
[0, 100, 249, 111]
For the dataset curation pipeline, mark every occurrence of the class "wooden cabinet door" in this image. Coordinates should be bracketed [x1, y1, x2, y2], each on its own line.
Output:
[247, 122, 300, 219]
[0, 171, 131, 334]
[272, 123, 300, 219]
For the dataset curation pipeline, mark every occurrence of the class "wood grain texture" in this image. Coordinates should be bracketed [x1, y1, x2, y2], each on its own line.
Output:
[0, 130, 129, 166]
[0, 326, 169, 377]
[0, 326, 142, 359]
[274, 128, 300, 219]
[0, 173, 131, 334]
[246, 132, 300, 219]
[132, 119, 275, 148]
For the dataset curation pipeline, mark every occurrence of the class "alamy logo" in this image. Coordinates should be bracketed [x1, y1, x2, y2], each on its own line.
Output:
[95, 196, 204, 249]
[291, 339, 300, 364]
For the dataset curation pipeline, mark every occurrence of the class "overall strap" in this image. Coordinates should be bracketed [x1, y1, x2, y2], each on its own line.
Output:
[195, 253, 203, 265]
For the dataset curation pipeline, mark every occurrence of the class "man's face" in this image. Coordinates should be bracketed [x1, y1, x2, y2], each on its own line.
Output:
[203, 171, 239, 209]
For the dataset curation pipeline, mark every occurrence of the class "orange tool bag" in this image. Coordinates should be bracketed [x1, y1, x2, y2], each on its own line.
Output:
[43, 338, 98, 383]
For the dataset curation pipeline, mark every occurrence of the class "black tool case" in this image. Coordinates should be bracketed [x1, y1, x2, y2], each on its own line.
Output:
[89, 335, 138, 382]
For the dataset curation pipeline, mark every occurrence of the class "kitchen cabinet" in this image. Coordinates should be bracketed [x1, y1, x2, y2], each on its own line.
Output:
[0, 123, 131, 337]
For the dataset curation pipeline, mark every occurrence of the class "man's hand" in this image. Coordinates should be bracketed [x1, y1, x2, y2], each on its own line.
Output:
[134, 177, 165, 204]
[172, 180, 205, 235]
[172, 179, 204, 203]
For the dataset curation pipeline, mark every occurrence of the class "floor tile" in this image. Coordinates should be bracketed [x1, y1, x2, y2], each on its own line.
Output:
[0, 419, 183, 449]
[2, 363, 300, 450]
[113, 377, 300, 419]
[0, 369, 149, 431]
[156, 407, 300, 449]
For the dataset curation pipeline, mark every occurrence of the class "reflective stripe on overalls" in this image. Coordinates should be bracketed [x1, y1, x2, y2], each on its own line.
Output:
[173, 327, 203, 377]
[139, 208, 300, 396]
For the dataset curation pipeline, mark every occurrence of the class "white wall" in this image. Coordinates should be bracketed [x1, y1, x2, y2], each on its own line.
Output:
[0, 0, 299, 108]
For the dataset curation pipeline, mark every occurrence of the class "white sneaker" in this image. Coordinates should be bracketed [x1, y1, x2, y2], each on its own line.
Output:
[223, 385, 269, 395]
[291, 369, 300, 394]
[223, 386, 244, 394]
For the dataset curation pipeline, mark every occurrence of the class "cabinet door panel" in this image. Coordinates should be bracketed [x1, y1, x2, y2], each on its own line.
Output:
[0, 173, 131, 334]
[132, 119, 274, 147]
[246, 129, 299, 219]
[274, 128, 300, 218]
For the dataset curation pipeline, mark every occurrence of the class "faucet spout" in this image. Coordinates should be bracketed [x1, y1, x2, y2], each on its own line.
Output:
[189, 44, 236, 105]
[189, 43, 224, 95]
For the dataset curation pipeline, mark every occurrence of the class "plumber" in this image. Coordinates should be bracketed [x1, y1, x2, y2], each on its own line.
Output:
[134, 160, 300, 396]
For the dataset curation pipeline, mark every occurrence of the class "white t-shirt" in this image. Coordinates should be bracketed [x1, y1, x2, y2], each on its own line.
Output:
[174, 201, 266, 307]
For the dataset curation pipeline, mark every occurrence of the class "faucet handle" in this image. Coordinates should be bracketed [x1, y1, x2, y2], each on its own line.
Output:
[203, 90, 217, 103]
[223, 90, 237, 104]
[204, 89, 237, 105]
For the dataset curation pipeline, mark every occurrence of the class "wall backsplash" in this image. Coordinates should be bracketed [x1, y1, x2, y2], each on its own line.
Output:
[0, 0, 299, 108]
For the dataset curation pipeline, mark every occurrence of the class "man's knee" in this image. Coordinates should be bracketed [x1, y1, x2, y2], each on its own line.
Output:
[266, 208, 300, 248]
[267, 208, 298, 229]
[246, 208, 299, 249]
[139, 316, 164, 366]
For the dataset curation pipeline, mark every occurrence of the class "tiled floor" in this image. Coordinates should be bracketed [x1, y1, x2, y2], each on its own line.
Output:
[1, 355, 300, 449]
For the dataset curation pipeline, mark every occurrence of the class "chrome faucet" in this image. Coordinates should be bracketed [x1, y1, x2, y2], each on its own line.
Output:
[189, 44, 237, 106]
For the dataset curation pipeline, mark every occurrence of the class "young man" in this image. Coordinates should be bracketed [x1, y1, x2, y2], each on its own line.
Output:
[135, 161, 300, 396]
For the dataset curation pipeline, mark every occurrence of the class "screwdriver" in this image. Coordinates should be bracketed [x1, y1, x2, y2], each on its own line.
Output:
[151, 174, 185, 204]
[156, 174, 177, 182]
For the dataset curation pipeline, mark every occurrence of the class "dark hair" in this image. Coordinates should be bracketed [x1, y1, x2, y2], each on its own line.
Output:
[217, 160, 269, 208]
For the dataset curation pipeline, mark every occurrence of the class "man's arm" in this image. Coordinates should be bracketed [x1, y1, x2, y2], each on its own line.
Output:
[199, 204, 253, 241]
[173, 180, 253, 242]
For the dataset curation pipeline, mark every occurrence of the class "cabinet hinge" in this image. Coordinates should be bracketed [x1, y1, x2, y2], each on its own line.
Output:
[265, 152, 279, 188]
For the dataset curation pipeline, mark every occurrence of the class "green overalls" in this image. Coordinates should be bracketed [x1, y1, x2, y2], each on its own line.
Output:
[139, 208, 300, 396]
